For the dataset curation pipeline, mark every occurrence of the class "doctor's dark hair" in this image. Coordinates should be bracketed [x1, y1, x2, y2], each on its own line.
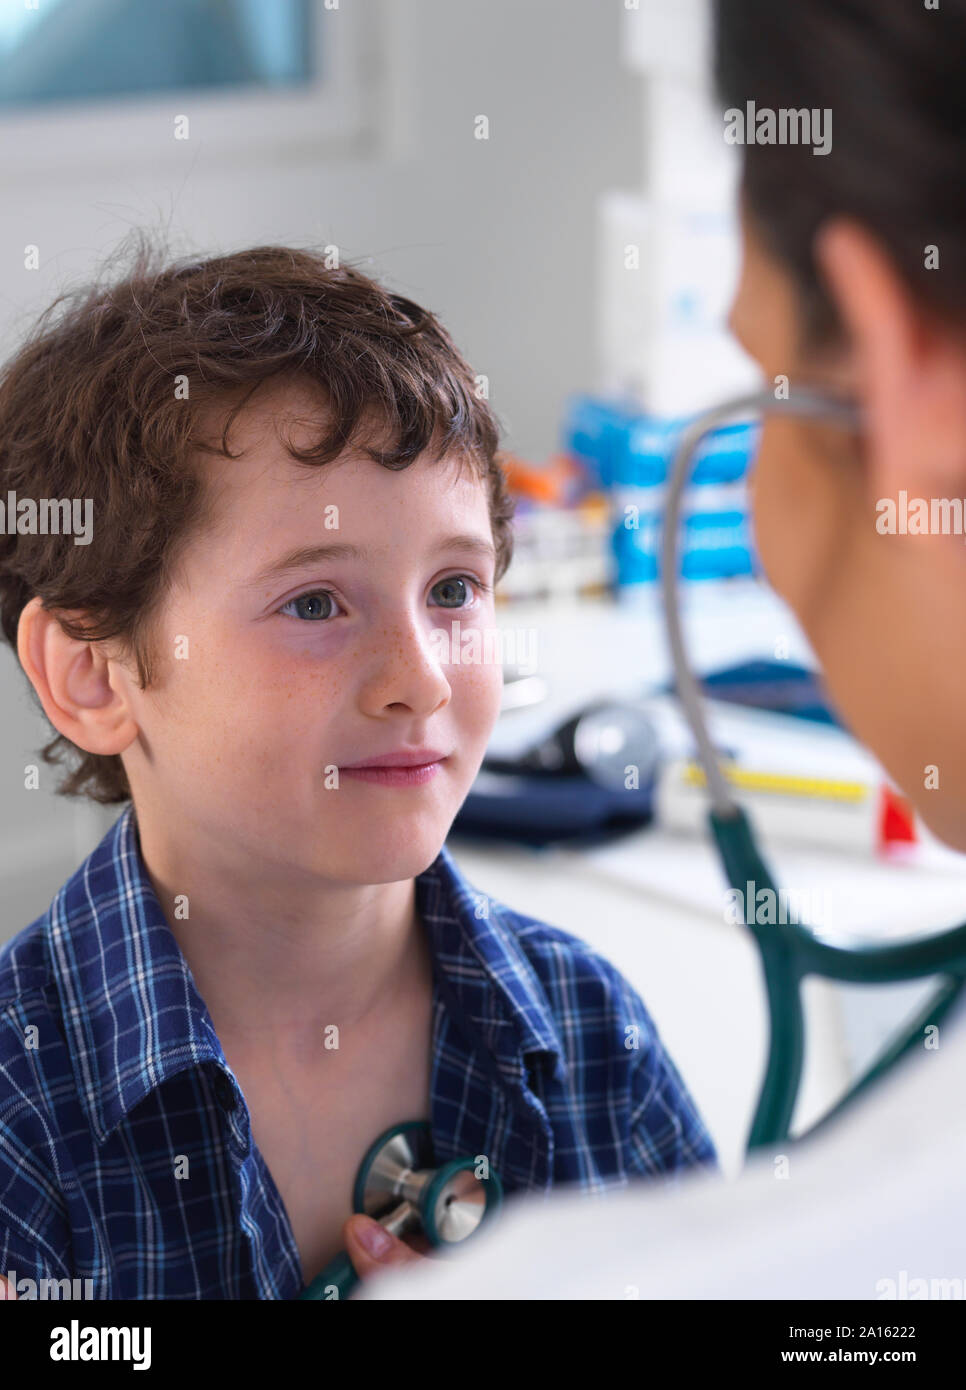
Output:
[0, 236, 515, 804]
[713, 0, 966, 347]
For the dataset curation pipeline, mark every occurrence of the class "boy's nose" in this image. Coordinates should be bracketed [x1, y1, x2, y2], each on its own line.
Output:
[358, 615, 454, 717]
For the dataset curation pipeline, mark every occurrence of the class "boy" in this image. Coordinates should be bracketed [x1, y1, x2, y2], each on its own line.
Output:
[0, 242, 716, 1300]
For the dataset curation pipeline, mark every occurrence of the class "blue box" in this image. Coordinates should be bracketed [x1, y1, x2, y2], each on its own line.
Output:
[563, 397, 761, 587]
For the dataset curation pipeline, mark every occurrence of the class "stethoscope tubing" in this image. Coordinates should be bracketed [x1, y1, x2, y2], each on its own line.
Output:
[660, 387, 966, 1149]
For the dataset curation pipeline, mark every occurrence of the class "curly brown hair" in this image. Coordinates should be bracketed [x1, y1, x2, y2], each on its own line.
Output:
[0, 235, 515, 804]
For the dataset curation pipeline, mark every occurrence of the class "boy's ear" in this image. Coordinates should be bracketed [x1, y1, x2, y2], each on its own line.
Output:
[814, 218, 966, 504]
[17, 597, 140, 755]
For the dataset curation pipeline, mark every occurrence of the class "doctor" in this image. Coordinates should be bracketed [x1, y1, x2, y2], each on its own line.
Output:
[360, 0, 966, 1300]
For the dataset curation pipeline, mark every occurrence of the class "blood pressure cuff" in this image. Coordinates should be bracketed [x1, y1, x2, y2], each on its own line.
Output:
[453, 772, 653, 848]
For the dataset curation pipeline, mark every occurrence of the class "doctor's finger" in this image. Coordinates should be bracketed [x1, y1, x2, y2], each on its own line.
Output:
[343, 1214, 427, 1282]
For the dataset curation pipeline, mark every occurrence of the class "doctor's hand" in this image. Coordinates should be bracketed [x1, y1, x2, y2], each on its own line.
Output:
[343, 1213, 431, 1284]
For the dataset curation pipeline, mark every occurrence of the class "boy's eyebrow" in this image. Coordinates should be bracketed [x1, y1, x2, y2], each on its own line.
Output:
[247, 535, 497, 588]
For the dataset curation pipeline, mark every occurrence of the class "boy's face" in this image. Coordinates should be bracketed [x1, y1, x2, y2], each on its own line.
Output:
[120, 379, 504, 885]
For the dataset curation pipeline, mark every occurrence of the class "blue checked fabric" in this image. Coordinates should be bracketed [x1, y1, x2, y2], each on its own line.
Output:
[0, 803, 717, 1298]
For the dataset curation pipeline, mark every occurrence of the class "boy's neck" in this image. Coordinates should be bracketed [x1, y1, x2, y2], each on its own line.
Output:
[132, 806, 427, 1068]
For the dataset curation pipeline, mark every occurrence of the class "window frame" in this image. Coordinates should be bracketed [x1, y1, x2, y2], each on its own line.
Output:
[0, 0, 380, 179]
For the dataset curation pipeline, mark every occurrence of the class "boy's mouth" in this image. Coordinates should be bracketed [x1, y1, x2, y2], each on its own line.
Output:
[339, 748, 451, 787]
[341, 747, 450, 770]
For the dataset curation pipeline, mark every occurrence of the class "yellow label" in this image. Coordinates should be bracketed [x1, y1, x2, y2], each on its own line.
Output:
[679, 760, 868, 804]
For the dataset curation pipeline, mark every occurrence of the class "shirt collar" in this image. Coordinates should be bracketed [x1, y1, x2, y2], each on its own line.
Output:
[416, 840, 567, 1086]
[47, 806, 565, 1146]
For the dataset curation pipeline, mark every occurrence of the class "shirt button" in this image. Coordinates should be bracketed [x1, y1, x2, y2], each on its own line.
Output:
[213, 1071, 235, 1112]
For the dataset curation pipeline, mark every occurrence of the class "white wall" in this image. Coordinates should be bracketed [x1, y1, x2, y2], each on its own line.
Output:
[0, 0, 642, 935]
[600, 0, 759, 413]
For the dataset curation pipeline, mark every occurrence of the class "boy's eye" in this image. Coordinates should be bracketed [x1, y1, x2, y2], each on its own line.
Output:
[278, 575, 488, 622]
[431, 575, 477, 609]
[280, 590, 340, 622]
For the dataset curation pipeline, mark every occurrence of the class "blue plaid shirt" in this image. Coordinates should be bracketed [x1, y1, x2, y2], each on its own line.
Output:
[0, 803, 716, 1299]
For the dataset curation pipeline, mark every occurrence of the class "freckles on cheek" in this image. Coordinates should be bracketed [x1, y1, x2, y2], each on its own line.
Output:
[181, 649, 339, 772]
[249, 657, 345, 736]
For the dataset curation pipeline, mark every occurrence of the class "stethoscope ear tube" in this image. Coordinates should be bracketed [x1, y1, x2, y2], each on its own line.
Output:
[658, 386, 966, 1156]
[661, 388, 861, 819]
[663, 388, 966, 1156]
[661, 392, 845, 1152]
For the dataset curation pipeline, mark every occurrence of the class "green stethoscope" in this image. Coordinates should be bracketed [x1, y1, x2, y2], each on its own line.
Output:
[299, 1120, 503, 1299]
[662, 385, 966, 1153]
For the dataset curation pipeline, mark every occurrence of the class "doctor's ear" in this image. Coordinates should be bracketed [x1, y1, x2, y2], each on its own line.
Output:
[814, 218, 966, 503]
[16, 596, 140, 757]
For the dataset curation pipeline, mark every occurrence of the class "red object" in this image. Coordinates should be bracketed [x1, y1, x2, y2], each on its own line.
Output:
[879, 786, 917, 846]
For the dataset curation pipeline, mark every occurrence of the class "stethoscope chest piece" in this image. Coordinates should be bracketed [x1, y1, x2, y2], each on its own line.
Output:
[299, 1119, 503, 1300]
[356, 1120, 501, 1245]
